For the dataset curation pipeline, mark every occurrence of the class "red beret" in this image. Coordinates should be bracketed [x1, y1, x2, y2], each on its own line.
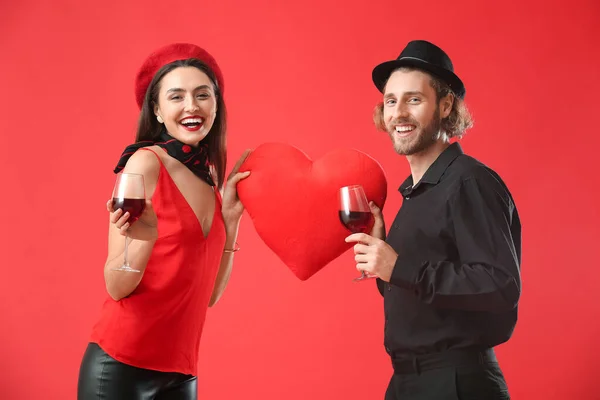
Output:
[134, 43, 224, 109]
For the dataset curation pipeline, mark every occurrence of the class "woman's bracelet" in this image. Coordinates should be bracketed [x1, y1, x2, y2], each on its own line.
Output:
[223, 242, 240, 253]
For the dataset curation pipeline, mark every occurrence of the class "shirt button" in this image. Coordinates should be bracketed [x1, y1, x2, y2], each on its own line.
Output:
[387, 284, 391, 291]
[405, 196, 410, 200]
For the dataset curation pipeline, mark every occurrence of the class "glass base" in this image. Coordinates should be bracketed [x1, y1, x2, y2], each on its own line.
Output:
[353, 272, 375, 282]
[112, 265, 141, 273]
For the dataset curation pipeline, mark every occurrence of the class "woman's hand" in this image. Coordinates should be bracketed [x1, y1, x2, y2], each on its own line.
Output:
[221, 149, 252, 228]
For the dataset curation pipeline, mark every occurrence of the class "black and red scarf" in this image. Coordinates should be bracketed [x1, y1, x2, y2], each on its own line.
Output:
[114, 131, 215, 187]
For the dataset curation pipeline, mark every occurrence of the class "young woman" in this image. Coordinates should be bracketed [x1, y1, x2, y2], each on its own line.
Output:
[77, 43, 250, 399]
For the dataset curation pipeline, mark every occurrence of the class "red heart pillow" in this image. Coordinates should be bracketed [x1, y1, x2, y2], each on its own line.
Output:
[237, 143, 387, 280]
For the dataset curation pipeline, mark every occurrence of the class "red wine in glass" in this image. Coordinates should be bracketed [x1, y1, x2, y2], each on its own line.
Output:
[112, 173, 146, 273]
[112, 198, 146, 224]
[339, 185, 374, 281]
[339, 210, 372, 234]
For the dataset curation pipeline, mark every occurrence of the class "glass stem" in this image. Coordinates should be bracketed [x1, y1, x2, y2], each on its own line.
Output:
[123, 235, 130, 267]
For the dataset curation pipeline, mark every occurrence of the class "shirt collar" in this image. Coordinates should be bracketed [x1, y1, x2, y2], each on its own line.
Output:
[399, 142, 464, 195]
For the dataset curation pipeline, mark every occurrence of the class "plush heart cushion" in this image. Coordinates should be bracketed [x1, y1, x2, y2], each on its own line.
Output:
[237, 143, 387, 280]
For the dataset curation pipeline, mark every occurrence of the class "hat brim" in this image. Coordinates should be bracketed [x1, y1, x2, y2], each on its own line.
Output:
[372, 57, 465, 99]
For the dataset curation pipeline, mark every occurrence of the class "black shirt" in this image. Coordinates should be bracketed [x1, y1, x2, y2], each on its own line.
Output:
[378, 143, 522, 357]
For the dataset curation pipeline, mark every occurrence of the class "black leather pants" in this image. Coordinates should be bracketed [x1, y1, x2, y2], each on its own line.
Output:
[77, 343, 197, 400]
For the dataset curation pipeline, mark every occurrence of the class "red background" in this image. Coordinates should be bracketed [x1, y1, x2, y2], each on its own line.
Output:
[1, 0, 599, 399]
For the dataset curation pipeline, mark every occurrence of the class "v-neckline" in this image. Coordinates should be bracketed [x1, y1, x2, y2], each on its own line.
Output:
[159, 163, 218, 241]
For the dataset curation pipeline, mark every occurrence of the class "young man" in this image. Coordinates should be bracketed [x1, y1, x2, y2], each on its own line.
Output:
[346, 40, 520, 399]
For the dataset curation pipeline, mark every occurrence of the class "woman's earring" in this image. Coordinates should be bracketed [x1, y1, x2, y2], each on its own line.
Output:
[157, 115, 164, 124]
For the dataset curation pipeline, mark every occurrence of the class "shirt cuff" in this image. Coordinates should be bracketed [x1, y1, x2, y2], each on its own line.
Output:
[389, 255, 420, 290]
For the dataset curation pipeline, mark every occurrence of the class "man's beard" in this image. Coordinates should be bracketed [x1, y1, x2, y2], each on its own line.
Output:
[387, 107, 442, 156]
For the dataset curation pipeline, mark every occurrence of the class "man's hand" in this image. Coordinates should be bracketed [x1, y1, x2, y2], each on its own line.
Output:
[368, 201, 386, 240]
[345, 233, 398, 282]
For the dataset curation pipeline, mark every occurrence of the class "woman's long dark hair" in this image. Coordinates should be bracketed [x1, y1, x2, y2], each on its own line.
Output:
[136, 59, 227, 189]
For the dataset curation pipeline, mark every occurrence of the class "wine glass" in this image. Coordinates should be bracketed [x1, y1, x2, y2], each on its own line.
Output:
[339, 185, 374, 281]
[111, 173, 146, 273]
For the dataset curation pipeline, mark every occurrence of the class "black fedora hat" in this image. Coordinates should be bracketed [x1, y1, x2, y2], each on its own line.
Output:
[372, 40, 465, 99]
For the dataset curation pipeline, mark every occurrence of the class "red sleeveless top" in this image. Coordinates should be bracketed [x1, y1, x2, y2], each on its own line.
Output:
[90, 148, 226, 376]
